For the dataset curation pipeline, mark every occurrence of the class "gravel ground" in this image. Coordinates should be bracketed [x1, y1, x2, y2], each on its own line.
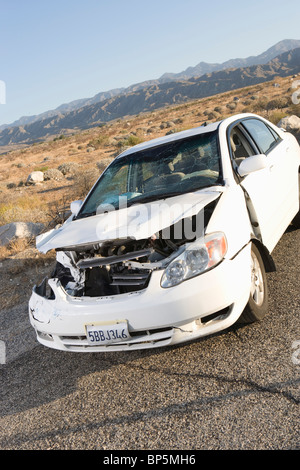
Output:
[0, 227, 299, 450]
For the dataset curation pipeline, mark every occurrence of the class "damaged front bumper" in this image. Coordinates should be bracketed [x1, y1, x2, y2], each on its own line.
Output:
[29, 243, 252, 352]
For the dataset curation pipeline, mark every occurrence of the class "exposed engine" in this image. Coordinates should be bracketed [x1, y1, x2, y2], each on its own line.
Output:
[53, 232, 185, 298]
[43, 200, 218, 298]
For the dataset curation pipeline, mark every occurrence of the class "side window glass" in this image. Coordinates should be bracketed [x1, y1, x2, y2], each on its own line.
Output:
[229, 126, 255, 167]
[267, 124, 281, 142]
[242, 119, 277, 154]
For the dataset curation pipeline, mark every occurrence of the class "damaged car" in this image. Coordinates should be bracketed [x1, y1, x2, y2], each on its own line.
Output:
[29, 113, 300, 352]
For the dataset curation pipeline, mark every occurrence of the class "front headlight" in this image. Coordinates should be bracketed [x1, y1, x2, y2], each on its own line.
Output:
[161, 232, 227, 288]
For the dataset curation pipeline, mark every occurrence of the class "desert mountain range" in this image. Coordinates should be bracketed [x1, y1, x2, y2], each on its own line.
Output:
[1, 39, 300, 149]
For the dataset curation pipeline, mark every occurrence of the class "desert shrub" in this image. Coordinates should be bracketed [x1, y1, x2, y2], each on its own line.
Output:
[206, 112, 217, 120]
[226, 102, 237, 111]
[287, 104, 300, 118]
[123, 135, 144, 147]
[251, 98, 269, 112]
[53, 134, 65, 141]
[34, 166, 49, 172]
[266, 98, 290, 111]
[96, 158, 114, 173]
[43, 168, 64, 181]
[214, 106, 222, 113]
[58, 162, 80, 176]
[71, 168, 99, 200]
[46, 194, 73, 226]
[268, 111, 288, 125]
[87, 134, 109, 149]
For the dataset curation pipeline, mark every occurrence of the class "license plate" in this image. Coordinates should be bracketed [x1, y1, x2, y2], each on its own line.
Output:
[85, 320, 130, 345]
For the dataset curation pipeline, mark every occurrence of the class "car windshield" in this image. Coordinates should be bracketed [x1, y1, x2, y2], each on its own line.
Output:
[76, 130, 222, 218]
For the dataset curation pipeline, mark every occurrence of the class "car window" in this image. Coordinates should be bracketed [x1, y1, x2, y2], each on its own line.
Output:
[241, 118, 279, 154]
[76, 131, 222, 217]
[229, 126, 256, 168]
[81, 162, 129, 214]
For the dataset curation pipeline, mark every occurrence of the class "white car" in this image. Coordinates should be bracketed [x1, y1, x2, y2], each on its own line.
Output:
[29, 113, 300, 352]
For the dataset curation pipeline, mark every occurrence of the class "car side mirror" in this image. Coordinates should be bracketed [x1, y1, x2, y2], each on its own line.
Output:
[70, 200, 83, 216]
[238, 154, 267, 177]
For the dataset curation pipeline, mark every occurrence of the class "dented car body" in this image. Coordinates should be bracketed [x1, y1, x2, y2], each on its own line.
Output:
[29, 113, 300, 352]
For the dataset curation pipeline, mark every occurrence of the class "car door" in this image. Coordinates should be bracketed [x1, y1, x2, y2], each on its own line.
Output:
[241, 117, 298, 250]
[228, 118, 296, 252]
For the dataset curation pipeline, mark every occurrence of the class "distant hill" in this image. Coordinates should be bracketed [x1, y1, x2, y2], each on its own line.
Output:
[0, 88, 126, 132]
[159, 39, 300, 81]
[1, 39, 299, 133]
[1, 45, 300, 148]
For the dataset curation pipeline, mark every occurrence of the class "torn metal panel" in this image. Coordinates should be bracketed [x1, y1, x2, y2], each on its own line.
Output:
[36, 191, 222, 253]
[77, 248, 154, 269]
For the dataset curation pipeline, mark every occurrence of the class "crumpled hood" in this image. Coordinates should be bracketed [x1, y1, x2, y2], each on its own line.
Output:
[36, 190, 222, 253]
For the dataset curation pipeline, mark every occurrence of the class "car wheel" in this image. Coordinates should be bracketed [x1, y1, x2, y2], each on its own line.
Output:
[238, 243, 268, 324]
[292, 174, 300, 229]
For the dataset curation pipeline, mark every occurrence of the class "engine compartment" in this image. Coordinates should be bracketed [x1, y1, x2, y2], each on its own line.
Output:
[38, 199, 219, 299]
[53, 231, 186, 298]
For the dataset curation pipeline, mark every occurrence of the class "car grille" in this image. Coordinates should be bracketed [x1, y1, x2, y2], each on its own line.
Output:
[110, 272, 150, 287]
[56, 327, 174, 351]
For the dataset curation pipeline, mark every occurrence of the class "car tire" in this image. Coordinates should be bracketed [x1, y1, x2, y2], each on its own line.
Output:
[238, 243, 268, 324]
[292, 174, 300, 229]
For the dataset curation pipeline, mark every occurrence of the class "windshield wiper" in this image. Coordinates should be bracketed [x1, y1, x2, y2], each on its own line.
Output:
[75, 211, 96, 220]
[128, 191, 184, 206]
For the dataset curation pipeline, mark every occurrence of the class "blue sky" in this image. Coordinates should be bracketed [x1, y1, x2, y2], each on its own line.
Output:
[0, 0, 300, 126]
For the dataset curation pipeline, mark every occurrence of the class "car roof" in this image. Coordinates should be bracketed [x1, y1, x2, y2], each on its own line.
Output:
[116, 119, 222, 159]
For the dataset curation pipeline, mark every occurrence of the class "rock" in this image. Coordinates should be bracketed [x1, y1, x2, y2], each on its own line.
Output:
[43, 168, 64, 181]
[26, 171, 44, 185]
[277, 115, 300, 132]
[0, 222, 44, 246]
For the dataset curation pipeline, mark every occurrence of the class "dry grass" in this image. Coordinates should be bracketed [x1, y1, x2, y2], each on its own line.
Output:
[0, 194, 48, 225]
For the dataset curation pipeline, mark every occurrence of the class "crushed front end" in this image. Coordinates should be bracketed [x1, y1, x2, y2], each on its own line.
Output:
[29, 206, 252, 352]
